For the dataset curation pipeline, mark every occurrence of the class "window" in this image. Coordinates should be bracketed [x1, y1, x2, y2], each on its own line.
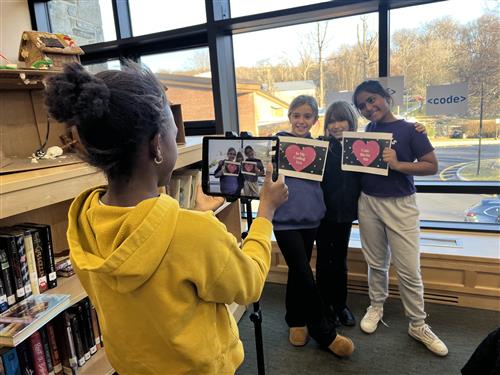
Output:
[390, 0, 500, 227]
[129, 0, 206, 36]
[84, 59, 121, 74]
[230, 0, 330, 18]
[233, 13, 378, 136]
[47, 0, 116, 46]
[141, 48, 215, 122]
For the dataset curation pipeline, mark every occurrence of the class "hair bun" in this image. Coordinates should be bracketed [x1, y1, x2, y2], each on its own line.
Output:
[45, 63, 110, 126]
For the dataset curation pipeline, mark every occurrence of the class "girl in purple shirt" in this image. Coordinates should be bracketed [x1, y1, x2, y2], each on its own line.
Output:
[353, 80, 448, 357]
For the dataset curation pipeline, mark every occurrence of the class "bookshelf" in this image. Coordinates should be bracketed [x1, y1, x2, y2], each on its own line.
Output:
[0, 68, 247, 373]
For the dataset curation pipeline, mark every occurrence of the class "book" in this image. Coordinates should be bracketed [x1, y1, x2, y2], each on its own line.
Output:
[53, 314, 77, 375]
[39, 329, 54, 375]
[13, 227, 40, 296]
[16, 341, 35, 375]
[0, 244, 16, 308]
[17, 225, 56, 290]
[0, 294, 70, 347]
[66, 314, 85, 367]
[0, 233, 27, 303]
[186, 169, 202, 209]
[168, 176, 181, 201]
[67, 306, 90, 362]
[89, 304, 101, 350]
[2, 230, 32, 299]
[81, 300, 96, 355]
[0, 348, 21, 375]
[177, 174, 192, 209]
[15, 228, 47, 294]
[28, 331, 48, 375]
[45, 322, 63, 375]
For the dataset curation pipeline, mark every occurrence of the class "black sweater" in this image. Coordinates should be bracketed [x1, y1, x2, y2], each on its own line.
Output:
[321, 137, 362, 223]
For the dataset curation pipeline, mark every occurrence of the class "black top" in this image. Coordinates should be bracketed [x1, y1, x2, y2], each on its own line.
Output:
[321, 137, 361, 223]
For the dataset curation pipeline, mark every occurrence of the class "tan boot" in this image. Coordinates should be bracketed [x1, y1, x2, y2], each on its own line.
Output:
[328, 334, 355, 357]
[289, 326, 309, 346]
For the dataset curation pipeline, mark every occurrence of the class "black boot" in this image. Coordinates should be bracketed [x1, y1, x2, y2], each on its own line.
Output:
[337, 306, 356, 327]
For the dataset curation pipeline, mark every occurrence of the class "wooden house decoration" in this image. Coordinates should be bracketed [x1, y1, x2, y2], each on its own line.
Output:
[18, 31, 84, 70]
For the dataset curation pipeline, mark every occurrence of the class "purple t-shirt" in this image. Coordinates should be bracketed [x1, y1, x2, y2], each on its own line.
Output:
[361, 119, 434, 197]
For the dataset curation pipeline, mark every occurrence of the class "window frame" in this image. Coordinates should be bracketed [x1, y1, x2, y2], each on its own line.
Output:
[29, 0, 499, 233]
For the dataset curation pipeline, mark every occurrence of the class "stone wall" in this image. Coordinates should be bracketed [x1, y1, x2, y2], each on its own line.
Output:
[48, 0, 104, 46]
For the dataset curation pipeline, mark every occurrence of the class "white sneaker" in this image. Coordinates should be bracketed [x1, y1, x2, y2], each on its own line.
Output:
[360, 305, 384, 334]
[408, 323, 448, 356]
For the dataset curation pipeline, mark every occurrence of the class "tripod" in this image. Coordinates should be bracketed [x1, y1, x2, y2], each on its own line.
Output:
[240, 198, 266, 375]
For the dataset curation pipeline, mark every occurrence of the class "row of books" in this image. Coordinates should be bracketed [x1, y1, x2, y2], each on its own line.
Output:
[0, 296, 102, 375]
[0, 224, 58, 312]
[167, 169, 202, 209]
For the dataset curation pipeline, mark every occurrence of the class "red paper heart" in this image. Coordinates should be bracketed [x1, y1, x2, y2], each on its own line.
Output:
[244, 163, 255, 172]
[226, 163, 238, 173]
[352, 140, 380, 167]
[285, 145, 316, 172]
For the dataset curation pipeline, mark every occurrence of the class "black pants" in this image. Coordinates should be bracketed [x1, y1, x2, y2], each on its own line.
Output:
[461, 327, 500, 375]
[274, 228, 337, 347]
[315, 221, 353, 312]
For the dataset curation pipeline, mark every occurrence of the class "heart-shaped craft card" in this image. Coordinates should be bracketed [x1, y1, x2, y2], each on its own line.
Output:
[285, 145, 316, 172]
[352, 140, 380, 167]
[225, 162, 239, 174]
[243, 162, 256, 172]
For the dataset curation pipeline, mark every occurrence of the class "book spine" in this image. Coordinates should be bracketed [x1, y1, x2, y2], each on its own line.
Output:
[35, 226, 57, 290]
[39, 328, 55, 375]
[89, 304, 101, 350]
[67, 314, 85, 367]
[13, 232, 32, 298]
[45, 323, 63, 375]
[16, 341, 36, 375]
[71, 305, 90, 361]
[82, 300, 97, 355]
[0, 235, 25, 302]
[30, 231, 48, 294]
[29, 331, 49, 375]
[1, 348, 21, 375]
[22, 231, 40, 296]
[0, 267, 8, 313]
[0, 246, 15, 307]
[54, 314, 77, 375]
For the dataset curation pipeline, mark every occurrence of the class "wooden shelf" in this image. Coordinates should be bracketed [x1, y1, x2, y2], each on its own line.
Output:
[78, 348, 114, 375]
[0, 136, 204, 220]
[0, 68, 58, 90]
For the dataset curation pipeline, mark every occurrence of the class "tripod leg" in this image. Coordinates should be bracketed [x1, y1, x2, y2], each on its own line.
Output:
[249, 301, 265, 375]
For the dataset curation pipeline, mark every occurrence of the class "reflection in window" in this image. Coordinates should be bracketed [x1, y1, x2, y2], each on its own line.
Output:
[47, 0, 116, 46]
[230, 0, 329, 18]
[84, 60, 121, 74]
[141, 49, 214, 122]
[233, 14, 378, 136]
[390, 0, 499, 183]
[129, 0, 206, 36]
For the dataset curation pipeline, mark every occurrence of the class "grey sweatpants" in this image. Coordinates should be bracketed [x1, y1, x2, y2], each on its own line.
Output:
[358, 192, 427, 325]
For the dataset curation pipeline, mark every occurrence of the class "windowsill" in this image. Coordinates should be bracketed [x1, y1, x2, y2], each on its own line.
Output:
[349, 225, 499, 260]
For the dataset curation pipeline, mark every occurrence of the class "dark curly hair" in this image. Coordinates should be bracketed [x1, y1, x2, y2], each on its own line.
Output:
[44, 61, 169, 179]
[353, 80, 394, 110]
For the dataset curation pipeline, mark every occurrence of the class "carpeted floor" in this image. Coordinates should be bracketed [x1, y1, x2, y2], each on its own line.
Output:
[236, 282, 500, 375]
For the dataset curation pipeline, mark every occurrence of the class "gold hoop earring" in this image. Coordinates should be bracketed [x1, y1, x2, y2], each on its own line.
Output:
[154, 155, 163, 165]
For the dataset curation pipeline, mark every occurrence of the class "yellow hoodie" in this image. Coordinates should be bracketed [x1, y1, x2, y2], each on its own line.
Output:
[67, 187, 273, 375]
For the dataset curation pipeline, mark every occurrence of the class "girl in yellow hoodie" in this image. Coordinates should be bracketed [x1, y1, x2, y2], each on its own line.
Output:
[44, 62, 288, 375]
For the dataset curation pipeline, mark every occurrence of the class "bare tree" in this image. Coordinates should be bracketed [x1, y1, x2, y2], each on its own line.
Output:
[314, 22, 329, 107]
[356, 16, 378, 80]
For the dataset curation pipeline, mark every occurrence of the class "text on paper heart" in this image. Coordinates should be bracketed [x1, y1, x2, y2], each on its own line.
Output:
[225, 163, 238, 174]
[243, 163, 255, 172]
[285, 145, 316, 172]
[352, 140, 380, 167]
